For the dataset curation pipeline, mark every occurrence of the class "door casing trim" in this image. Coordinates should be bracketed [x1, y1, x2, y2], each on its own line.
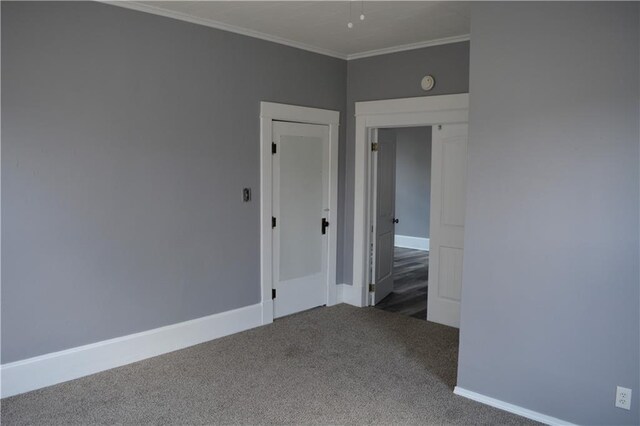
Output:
[352, 94, 469, 307]
[260, 102, 340, 324]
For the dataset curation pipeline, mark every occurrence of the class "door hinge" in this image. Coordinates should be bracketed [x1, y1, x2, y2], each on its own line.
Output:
[369, 283, 375, 292]
[272, 289, 276, 299]
[321, 218, 329, 235]
[371, 142, 379, 152]
[272, 142, 277, 154]
[272, 216, 277, 228]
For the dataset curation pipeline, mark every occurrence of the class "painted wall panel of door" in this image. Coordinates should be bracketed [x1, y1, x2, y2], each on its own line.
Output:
[427, 123, 468, 328]
[372, 129, 397, 304]
[272, 121, 330, 318]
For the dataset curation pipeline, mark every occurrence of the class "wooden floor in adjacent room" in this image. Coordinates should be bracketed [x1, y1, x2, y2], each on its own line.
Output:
[375, 247, 429, 320]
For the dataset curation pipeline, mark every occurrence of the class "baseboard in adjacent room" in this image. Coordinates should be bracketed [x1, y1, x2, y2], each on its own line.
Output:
[0, 303, 264, 398]
[394, 235, 429, 251]
[453, 387, 576, 426]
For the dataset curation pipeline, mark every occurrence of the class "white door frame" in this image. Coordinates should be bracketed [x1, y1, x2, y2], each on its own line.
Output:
[351, 94, 469, 307]
[260, 102, 340, 325]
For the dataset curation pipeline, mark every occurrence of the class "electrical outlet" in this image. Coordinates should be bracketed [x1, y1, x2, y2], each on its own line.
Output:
[615, 386, 632, 410]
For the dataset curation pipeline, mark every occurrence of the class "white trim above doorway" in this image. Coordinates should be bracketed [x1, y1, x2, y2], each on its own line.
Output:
[351, 94, 469, 308]
[260, 102, 340, 324]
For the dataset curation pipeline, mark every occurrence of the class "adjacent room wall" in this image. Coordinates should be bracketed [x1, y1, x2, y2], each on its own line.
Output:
[458, 3, 640, 425]
[344, 42, 469, 284]
[394, 127, 431, 242]
[1, 1, 346, 363]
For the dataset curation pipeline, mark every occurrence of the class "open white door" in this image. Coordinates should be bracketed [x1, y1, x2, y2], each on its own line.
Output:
[371, 129, 397, 305]
[427, 123, 468, 328]
[272, 121, 330, 318]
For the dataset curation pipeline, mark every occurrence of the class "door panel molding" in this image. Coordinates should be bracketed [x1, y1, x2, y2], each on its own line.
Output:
[427, 123, 468, 327]
[272, 121, 329, 318]
[260, 102, 339, 325]
[371, 129, 397, 305]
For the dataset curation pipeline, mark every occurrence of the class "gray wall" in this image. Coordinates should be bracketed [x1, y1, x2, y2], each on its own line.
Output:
[394, 127, 431, 239]
[458, 3, 639, 425]
[343, 42, 469, 284]
[1, 1, 346, 363]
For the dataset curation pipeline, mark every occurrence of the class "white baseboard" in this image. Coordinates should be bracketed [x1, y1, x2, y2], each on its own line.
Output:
[394, 235, 429, 251]
[454, 387, 576, 426]
[1, 303, 264, 398]
[337, 283, 365, 307]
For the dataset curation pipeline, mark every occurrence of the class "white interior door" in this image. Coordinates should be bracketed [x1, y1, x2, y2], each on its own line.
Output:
[272, 121, 330, 318]
[427, 123, 468, 328]
[371, 129, 397, 305]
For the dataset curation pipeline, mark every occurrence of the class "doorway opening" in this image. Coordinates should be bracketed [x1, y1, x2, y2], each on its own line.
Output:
[351, 94, 469, 329]
[373, 127, 432, 321]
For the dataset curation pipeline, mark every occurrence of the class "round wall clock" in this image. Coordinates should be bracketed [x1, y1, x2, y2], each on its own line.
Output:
[421, 75, 435, 91]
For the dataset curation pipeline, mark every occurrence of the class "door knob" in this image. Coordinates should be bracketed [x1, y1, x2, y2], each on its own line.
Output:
[393, 218, 399, 224]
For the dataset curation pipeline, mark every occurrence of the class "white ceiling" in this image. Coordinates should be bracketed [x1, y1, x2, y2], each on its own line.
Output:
[114, 1, 470, 59]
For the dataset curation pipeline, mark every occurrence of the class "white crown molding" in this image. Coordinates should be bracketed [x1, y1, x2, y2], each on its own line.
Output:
[346, 34, 470, 60]
[99, 1, 348, 59]
[98, 1, 468, 61]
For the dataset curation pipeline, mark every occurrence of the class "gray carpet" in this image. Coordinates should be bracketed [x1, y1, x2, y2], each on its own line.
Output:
[1, 305, 536, 425]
